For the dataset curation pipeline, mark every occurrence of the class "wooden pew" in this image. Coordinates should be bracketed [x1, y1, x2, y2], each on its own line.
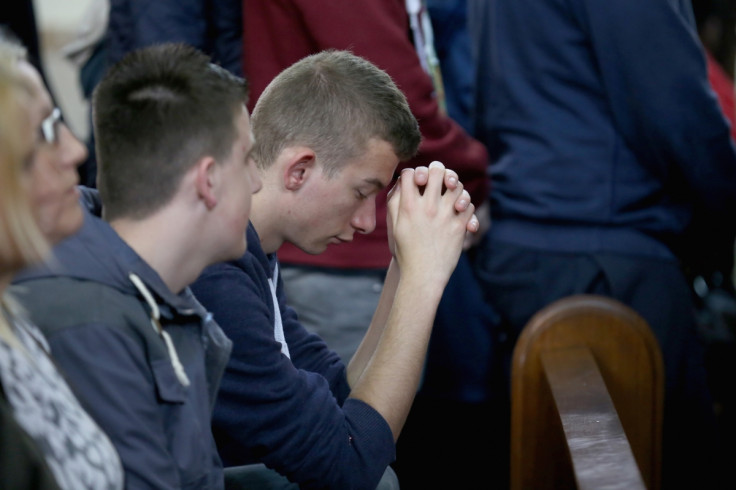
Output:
[510, 295, 664, 489]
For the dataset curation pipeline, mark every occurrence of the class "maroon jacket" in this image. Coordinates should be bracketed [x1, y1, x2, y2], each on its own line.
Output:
[243, 0, 489, 268]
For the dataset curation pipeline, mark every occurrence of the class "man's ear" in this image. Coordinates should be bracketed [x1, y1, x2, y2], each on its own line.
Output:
[283, 148, 317, 191]
[194, 156, 219, 209]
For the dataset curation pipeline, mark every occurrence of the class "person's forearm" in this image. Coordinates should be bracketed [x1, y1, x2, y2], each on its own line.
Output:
[347, 258, 400, 386]
[348, 274, 445, 440]
[349, 164, 472, 439]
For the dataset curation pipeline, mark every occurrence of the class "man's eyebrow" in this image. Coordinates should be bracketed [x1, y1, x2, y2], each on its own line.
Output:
[363, 177, 387, 190]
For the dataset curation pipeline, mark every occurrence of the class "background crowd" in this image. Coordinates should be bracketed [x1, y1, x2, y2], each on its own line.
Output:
[1, 0, 735, 488]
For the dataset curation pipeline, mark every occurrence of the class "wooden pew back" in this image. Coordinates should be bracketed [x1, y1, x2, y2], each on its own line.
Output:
[510, 295, 664, 490]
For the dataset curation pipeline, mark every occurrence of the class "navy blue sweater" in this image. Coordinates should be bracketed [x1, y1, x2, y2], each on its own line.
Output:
[191, 224, 395, 490]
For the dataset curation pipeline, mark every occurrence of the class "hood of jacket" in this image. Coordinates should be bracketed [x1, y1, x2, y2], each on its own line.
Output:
[15, 187, 208, 320]
[14, 186, 233, 407]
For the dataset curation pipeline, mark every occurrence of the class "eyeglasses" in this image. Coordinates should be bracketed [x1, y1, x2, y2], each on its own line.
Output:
[39, 107, 62, 144]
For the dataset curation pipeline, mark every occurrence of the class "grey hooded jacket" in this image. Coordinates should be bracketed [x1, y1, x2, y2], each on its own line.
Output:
[11, 188, 232, 489]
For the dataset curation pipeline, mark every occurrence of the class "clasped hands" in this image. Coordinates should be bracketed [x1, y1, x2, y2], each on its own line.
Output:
[386, 161, 478, 282]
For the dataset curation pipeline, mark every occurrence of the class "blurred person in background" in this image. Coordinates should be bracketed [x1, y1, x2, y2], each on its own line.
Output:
[468, 0, 736, 487]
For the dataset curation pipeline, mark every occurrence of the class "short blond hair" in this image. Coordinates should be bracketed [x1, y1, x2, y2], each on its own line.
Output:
[0, 33, 49, 274]
[252, 50, 420, 177]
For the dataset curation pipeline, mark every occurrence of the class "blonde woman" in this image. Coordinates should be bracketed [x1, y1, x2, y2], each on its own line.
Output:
[0, 33, 123, 490]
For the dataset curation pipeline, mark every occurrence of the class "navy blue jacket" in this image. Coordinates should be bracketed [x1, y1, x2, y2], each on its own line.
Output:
[12, 190, 231, 489]
[107, 0, 243, 75]
[468, 0, 736, 259]
[191, 223, 395, 490]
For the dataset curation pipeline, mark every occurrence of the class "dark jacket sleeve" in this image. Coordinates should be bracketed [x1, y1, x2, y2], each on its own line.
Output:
[191, 259, 395, 490]
[577, 0, 736, 216]
[274, 263, 352, 402]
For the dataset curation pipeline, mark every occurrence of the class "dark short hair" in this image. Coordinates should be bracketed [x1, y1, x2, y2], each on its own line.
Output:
[251, 50, 420, 177]
[93, 43, 249, 220]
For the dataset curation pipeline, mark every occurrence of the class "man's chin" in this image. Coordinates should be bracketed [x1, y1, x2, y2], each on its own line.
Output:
[296, 241, 335, 256]
[303, 244, 328, 255]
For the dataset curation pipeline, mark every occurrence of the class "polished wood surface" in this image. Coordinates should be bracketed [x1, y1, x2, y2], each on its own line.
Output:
[542, 347, 645, 490]
[510, 295, 664, 490]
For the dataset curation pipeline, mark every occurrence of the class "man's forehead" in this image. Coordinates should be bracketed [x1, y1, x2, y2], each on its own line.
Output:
[360, 140, 400, 189]
[339, 160, 394, 191]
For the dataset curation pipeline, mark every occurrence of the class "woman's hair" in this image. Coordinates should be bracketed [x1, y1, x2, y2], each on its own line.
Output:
[0, 32, 50, 274]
